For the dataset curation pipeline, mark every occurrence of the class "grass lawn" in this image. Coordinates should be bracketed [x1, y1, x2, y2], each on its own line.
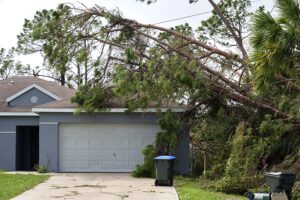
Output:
[0, 172, 49, 200]
[175, 177, 247, 200]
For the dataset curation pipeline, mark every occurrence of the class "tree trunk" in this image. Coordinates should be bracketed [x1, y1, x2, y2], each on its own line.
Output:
[60, 73, 65, 86]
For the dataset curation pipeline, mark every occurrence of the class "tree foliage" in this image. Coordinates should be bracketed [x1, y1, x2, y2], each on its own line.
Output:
[17, 4, 110, 87]
[0, 48, 21, 79]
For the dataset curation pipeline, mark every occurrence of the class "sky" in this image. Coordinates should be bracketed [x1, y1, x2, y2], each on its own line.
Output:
[0, 0, 274, 66]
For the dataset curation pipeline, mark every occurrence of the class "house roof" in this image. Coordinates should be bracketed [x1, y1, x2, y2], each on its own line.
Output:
[0, 76, 75, 112]
[34, 97, 186, 109]
[0, 76, 186, 114]
[33, 97, 186, 112]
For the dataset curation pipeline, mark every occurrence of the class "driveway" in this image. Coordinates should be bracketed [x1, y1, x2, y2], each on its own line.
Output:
[12, 173, 179, 200]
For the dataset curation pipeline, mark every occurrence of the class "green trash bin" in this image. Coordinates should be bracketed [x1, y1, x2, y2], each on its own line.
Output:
[265, 172, 296, 200]
[154, 155, 175, 186]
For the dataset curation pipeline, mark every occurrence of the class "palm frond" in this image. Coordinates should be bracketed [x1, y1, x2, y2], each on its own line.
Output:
[276, 0, 300, 27]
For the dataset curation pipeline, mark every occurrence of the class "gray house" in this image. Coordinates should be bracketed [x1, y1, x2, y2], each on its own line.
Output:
[0, 76, 189, 174]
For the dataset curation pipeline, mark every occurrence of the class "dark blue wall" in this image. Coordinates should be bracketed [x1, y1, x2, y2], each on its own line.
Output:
[9, 88, 56, 107]
[0, 116, 39, 170]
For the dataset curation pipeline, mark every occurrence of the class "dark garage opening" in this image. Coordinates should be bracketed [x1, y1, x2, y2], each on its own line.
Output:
[16, 126, 39, 171]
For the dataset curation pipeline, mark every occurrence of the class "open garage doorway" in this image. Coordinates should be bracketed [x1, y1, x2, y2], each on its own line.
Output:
[16, 126, 39, 171]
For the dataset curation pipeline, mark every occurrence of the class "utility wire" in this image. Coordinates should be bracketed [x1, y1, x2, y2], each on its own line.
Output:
[153, 11, 211, 25]
[152, 0, 262, 25]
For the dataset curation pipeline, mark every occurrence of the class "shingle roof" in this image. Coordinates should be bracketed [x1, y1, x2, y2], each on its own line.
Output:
[34, 97, 186, 109]
[0, 76, 75, 112]
[0, 76, 185, 112]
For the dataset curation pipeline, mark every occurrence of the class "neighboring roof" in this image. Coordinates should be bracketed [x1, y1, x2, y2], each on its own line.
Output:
[0, 76, 75, 112]
[33, 97, 187, 113]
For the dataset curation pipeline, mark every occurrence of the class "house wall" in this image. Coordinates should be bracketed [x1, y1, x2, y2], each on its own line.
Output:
[0, 116, 39, 170]
[9, 88, 56, 107]
[38, 112, 189, 174]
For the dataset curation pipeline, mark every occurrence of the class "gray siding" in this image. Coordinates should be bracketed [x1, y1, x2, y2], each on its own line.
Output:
[39, 123, 58, 172]
[39, 113, 189, 174]
[0, 117, 39, 170]
[9, 88, 56, 107]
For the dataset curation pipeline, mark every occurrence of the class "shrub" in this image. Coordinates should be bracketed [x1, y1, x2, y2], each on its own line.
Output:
[208, 122, 267, 194]
[132, 145, 156, 178]
[205, 163, 226, 180]
[34, 165, 49, 173]
[213, 175, 264, 195]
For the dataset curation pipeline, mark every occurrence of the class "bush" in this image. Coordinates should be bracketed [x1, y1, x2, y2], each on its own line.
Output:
[132, 145, 156, 178]
[206, 122, 267, 194]
[213, 175, 264, 195]
[34, 165, 49, 173]
[205, 163, 226, 180]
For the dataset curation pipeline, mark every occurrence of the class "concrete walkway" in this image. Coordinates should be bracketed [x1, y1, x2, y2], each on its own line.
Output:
[12, 173, 179, 200]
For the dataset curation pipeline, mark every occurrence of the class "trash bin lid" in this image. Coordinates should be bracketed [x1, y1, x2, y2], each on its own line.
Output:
[265, 172, 296, 177]
[154, 155, 176, 160]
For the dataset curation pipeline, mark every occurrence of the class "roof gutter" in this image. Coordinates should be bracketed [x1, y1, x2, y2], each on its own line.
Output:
[32, 108, 186, 113]
[0, 112, 39, 116]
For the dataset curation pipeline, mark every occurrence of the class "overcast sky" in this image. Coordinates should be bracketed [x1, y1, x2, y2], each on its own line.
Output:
[0, 0, 274, 66]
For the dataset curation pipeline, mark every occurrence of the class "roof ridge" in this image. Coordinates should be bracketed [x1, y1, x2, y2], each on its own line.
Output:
[0, 76, 75, 91]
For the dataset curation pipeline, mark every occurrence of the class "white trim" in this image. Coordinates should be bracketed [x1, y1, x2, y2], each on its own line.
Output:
[0, 112, 39, 116]
[0, 132, 16, 134]
[39, 122, 58, 125]
[6, 83, 61, 103]
[32, 108, 186, 113]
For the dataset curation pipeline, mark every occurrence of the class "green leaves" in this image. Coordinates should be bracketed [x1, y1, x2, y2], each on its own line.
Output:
[251, 0, 300, 85]
[0, 48, 20, 79]
[17, 4, 104, 86]
[197, 0, 251, 46]
[71, 85, 114, 113]
[276, 0, 300, 26]
[75, 48, 88, 64]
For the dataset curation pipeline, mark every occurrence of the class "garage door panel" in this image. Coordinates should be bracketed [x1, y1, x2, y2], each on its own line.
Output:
[89, 160, 100, 169]
[102, 160, 114, 169]
[59, 124, 159, 172]
[128, 149, 141, 159]
[60, 161, 75, 169]
[76, 135, 89, 147]
[101, 136, 114, 149]
[88, 149, 100, 160]
[76, 161, 88, 169]
[102, 150, 113, 159]
[75, 149, 88, 159]
[88, 133, 101, 147]
[115, 160, 127, 169]
[114, 150, 128, 159]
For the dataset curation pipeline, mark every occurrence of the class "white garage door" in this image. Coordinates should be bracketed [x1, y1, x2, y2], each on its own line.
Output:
[59, 123, 159, 172]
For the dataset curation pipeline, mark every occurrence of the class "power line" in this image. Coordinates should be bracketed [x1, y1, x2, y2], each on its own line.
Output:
[153, 11, 212, 25]
[152, 0, 263, 25]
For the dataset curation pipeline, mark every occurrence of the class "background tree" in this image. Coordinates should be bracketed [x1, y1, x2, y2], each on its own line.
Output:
[0, 48, 21, 79]
[17, 4, 111, 87]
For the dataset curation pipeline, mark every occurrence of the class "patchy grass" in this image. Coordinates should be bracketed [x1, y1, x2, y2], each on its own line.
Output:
[0, 172, 49, 200]
[175, 176, 247, 200]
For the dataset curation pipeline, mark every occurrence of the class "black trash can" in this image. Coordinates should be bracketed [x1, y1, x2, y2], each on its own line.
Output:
[154, 155, 175, 186]
[265, 172, 296, 200]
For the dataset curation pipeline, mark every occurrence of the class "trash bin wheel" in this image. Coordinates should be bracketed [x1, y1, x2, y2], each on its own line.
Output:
[168, 179, 173, 186]
[155, 180, 159, 186]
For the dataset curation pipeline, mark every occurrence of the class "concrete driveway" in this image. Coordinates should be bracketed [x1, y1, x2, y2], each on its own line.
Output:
[12, 173, 179, 200]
